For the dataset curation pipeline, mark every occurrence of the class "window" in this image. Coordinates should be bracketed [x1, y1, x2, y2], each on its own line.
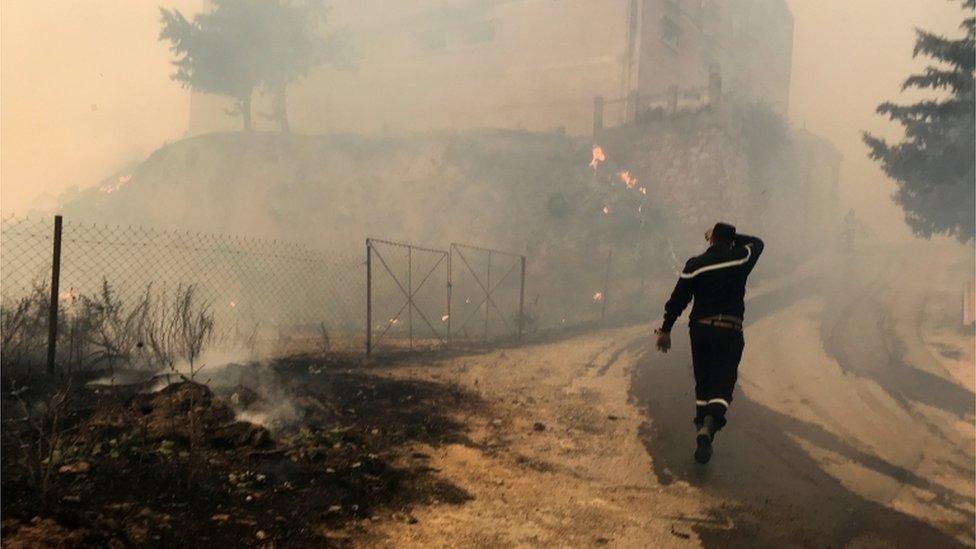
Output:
[661, 15, 681, 51]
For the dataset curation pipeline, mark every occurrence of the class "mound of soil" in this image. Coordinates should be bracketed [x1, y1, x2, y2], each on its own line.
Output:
[85, 381, 272, 451]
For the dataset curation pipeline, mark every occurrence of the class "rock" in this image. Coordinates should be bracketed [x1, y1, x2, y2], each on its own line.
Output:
[228, 385, 262, 408]
[3, 518, 86, 548]
[256, 530, 267, 540]
[125, 522, 150, 544]
[532, 422, 546, 432]
[211, 421, 272, 449]
[58, 462, 90, 475]
[669, 526, 691, 539]
[391, 511, 418, 524]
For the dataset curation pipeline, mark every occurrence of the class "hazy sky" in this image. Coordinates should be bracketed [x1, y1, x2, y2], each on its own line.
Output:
[1, 0, 197, 214]
[786, 0, 964, 240]
[0, 0, 969, 237]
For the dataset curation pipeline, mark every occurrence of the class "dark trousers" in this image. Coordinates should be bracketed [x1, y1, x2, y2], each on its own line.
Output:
[689, 323, 744, 432]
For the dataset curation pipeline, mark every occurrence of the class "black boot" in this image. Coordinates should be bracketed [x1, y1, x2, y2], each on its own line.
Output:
[694, 415, 715, 464]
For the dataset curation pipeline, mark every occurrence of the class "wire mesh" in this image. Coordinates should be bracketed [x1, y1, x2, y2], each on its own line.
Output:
[1, 216, 54, 302]
[448, 243, 524, 343]
[2, 213, 664, 374]
[367, 239, 449, 353]
[1, 215, 366, 376]
[58, 219, 364, 350]
[1, 216, 56, 372]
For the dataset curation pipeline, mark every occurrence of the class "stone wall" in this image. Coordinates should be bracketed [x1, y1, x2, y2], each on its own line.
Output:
[596, 106, 840, 266]
[598, 114, 753, 254]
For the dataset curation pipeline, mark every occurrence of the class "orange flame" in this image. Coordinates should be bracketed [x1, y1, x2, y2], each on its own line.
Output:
[593, 292, 604, 302]
[100, 174, 132, 194]
[617, 170, 638, 189]
[58, 288, 78, 303]
[639, 186, 647, 195]
[441, 314, 449, 322]
[602, 205, 610, 215]
[589, 144, 606, 169]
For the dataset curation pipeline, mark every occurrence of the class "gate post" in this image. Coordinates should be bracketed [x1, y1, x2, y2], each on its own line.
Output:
[518, 255, 526, 341]
[593, 95, 604, 139]
[366, 238, 372, 355]
[601, 250, 612, 320]
[46, 215, 63, 376]
[408, 247, 413, 351]
[484, 251, 492, 341]
[447, 247, 453, 344]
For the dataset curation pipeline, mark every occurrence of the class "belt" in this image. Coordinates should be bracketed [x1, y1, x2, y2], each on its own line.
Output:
[696, 314, 743, 331]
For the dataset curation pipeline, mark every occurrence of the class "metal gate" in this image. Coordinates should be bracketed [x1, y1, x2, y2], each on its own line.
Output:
[448, 243, 525, 343]
[366, 238, 449, 354]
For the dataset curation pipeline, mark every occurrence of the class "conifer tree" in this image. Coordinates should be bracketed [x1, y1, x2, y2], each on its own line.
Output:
[864, 0, 975, 241]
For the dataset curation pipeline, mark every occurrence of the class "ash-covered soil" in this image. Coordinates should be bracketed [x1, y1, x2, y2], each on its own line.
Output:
[1, 357, 486, 547]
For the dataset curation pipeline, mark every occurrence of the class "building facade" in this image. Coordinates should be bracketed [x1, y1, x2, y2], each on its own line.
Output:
[188, 0, 794, 136]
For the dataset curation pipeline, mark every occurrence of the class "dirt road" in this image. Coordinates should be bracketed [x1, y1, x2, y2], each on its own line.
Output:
[367, 243, 973, 548]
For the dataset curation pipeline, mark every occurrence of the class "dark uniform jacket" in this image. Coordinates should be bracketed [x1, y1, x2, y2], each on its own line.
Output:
[660, 234, 764, 332]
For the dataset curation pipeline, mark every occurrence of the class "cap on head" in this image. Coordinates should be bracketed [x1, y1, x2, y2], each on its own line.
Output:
[711, 222, 736, 245]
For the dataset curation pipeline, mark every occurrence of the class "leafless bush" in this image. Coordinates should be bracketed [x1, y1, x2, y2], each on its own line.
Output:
[0, 283, 50, 375]
[145, 284, 215, 380]
[231, 319, 260, 357]
[4, 380, 76, 498]
[76, 281, 151, 372]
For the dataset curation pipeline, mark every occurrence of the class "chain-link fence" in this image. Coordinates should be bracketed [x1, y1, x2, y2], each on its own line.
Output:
[2, 214, 668, 375]
[366, 238, 449, 354]
[448, 243, 525, 343]
[1, 215, 364, 377]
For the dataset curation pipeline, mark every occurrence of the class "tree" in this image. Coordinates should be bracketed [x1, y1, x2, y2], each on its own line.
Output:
[160, 0, 348, 133]
[159, 2, 263, 131]
[863, 0, 975, 242]
[253, 1, 349, 133]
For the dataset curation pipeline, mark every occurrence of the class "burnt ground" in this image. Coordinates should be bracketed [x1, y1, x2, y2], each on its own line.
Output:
[1, 356, 486, 547]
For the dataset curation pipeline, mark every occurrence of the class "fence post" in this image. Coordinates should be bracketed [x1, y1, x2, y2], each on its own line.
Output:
[484, 251, 491, 341]
[593, 96, 604, 140]
[518, 255, 526, 341]
[46, 215, 63, 376]
[709, 70, 723, 114]
[626, 89, 639, 123]
[408, 247, 413, 351]
[447, 246, 453, 344]
[601, 249, 612, 320]
[366, 239, 372, 355]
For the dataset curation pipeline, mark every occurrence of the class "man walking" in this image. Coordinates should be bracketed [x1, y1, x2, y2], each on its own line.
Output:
[654, 222, 764, 464]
